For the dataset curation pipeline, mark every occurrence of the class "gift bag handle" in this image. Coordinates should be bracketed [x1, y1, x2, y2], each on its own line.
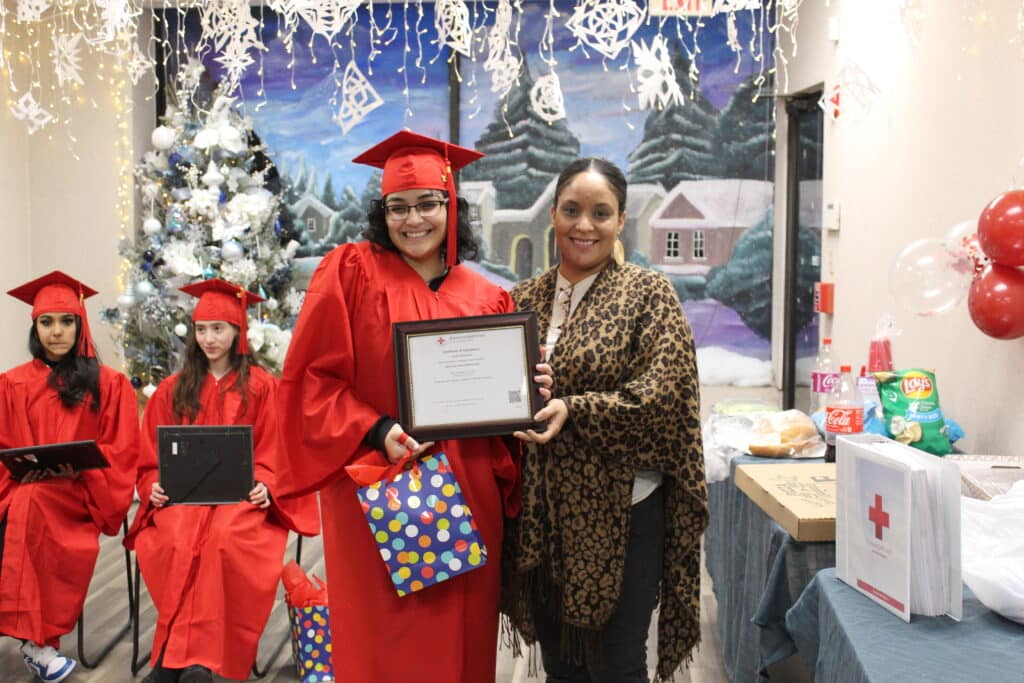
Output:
[345, 448, 419, 487]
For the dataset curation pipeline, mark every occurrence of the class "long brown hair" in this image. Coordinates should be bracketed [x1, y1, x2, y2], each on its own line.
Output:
[171, 323, 257, 422]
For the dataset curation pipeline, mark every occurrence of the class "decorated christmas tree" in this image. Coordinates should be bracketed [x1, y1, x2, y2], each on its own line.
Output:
[104, 68, 303, 395]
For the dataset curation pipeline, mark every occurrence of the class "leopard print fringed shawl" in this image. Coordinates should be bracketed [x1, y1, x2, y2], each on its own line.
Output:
[505, 261, 708, 681]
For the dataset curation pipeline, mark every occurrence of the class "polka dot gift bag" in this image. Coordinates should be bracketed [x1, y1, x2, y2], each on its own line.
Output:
[351, 452, 487, 596]
[281, 560, 334, 682]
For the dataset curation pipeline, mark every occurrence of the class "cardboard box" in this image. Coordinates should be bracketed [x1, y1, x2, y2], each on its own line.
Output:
[734, 463, 837, 541]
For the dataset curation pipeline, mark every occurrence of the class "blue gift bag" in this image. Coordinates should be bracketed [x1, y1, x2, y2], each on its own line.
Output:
[356, 452, 487, 596]
[288, 604, 334, 683]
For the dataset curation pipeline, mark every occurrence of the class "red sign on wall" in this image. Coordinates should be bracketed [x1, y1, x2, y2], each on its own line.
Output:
[650, 0, 715, 17]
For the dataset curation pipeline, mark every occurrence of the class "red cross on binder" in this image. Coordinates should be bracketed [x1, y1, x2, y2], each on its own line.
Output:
[868, 493, 890, 540]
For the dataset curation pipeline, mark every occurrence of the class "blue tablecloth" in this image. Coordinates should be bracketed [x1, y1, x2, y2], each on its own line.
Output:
[705, 456, 836, 682]
[785, 568, 1024, 682]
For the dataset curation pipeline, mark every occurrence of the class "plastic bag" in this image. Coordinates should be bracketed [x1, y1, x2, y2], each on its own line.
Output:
[746, 409, 825, 459]
[960, 480, 1024, 624]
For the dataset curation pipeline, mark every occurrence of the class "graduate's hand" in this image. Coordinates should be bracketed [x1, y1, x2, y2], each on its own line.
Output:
[384, 424, 434, 464]
[514, 398, 568, 444]
[19, 469, 48, 483]
[150, 482, 169, 508]
[19, 464, 76, 483]
[248, 481, 271, 509]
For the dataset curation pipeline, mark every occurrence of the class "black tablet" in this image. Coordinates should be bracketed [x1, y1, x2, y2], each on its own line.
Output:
[0, 440, 109, 481]
[157, 425, 253, 505]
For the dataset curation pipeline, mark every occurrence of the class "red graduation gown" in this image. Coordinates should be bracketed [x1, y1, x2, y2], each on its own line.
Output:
[125, 366, 318, 680]
[277, 242, 519, 683]
[0, 360, 139, 647]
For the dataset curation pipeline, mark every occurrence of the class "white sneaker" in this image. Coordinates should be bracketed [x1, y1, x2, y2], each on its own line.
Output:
[20, 642, 77, 683]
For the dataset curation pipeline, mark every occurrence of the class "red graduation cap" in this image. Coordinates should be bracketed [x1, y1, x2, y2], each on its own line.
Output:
[352, 130, 484, 269]
[7, 270, 99, 358]
[179, 279, 265, 356]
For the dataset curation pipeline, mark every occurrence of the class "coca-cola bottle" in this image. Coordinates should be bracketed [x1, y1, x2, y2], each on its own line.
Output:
[824, 364, 864, 463]
[810, 337, 839, 414]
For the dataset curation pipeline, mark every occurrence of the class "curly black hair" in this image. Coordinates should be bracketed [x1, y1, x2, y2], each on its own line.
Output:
[362, 193, 479, 263]
[28, 318, 101, 411]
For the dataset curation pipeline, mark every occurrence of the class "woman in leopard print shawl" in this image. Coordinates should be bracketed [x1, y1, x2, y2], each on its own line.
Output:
[504, 158, 708, 681]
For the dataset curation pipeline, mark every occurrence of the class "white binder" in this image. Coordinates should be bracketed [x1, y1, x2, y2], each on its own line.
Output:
[836, 434, 962, 622]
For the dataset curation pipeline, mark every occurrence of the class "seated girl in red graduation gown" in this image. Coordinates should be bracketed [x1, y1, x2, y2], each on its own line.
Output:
[276, 131, 555, 683]
[0, 271, 139, 683]
[125, 279, 318, 683]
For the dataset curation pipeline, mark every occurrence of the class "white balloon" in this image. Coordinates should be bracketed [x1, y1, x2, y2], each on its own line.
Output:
[142, 217, 162, 236]
[889, 238, 973, 316]
[174, 323, 188, 337]
[142, 383, 158, 398]
[116, 293, 136, 309]
[151, 125, 177, 151]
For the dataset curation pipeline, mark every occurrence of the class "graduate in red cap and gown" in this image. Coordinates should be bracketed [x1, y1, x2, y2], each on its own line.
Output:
[277, 131, 553, 682]
[125, 278, 319, 683]
[0, 271, 139, 683]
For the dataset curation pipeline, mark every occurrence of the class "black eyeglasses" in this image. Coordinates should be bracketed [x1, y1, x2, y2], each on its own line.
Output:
[384, 198, 448, 220]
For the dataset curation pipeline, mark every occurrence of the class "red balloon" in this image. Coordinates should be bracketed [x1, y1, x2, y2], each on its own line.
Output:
[978, 190, 1024, 266]
[967, 263, 1024, 339]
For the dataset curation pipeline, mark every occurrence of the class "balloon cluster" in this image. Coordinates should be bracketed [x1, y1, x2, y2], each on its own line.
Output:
[889, 190, 1024, 339]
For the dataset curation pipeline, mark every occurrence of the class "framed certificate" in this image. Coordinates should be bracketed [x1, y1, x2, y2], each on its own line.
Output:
[393, 311, 545, 441]
[0, 440, 108, 480]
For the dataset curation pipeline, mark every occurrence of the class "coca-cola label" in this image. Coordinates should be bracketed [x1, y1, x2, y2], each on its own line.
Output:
[900, 371, 934, 399]
[812, 371, 840, 393]
[825, 406, 865, 434]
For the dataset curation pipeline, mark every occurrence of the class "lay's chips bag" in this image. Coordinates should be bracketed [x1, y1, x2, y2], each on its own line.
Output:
[873, 368, 952, 455]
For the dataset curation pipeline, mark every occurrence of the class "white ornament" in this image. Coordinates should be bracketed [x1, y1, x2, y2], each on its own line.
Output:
[221, 240, 244, 262]
[174, 323, 189, 338]
[435, 0, 473, 57]
[334, 61, 384, 135]
[632, 35, 684, 111]
[142, 217, 162, 235]
[530, 73, 566, 124]
[10, 93, 53, 135]
[16, 0, 51, 23]
[116, 293, 137, 309]
[565, 0, 645, 61]
[142, 383, 158, 398]
[151, 125, 176, 150]
[51, 32, 84, 87]
[134, 280, 156, 298]
[202, 161, 226, 188]
[297, 0, 362, 40]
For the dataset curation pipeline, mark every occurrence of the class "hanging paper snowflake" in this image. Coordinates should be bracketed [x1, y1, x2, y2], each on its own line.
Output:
[10, 92, 54, 134]
[16, 0, 50, 23]
[334, 61, 384, 135]
[126, 42, 153, 85]
[51, 32, 84, 87]
[435, 0, 473, 57]
[822, 61, 881, 122]
[632, 34, 683, 111]
[90, 0, 138, 45]
[530, 72, 566, 124]
[565, 0, 645, 61]
[200, 0, 258, 53]
[216, 41, 256, 92]
[483, 0, 520, 96]
[297, 0, 362, 40]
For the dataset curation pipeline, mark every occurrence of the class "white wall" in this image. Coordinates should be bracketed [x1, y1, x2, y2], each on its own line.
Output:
[777, 0, 1024, 454]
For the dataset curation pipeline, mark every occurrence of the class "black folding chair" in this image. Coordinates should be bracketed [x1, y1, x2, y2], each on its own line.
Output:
[76, 518, 133, 669]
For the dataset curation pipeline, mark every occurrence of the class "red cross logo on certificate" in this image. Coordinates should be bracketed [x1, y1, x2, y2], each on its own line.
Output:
[868, 494, 890, 540]
[436, 336, 446, 345]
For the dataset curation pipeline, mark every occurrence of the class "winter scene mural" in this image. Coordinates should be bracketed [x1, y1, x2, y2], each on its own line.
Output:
[155, 2, 821, 387]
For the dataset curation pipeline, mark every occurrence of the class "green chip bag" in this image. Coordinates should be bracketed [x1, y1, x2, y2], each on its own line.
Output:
[872, 368, 952, 455]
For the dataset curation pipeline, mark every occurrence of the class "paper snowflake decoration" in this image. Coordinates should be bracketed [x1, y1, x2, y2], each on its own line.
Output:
[822, 61, 882, 122]
[435, 0, 473, 57]
[10, 93, 53, 134]
[530, 72, 566, 124]
[16, 0, 51, 23]
[565, 0, 646, 61]
[297, 0, 361, 40]
[126, 42, 153, 85]
[483, 0, 520, 96]
[200, 0, 258, 53]
[216, 41, 256, 92]
[632, 35, 683, 111]
[90, 0, 137, 45]
[51, 32, 84, 87]
[334, 61, 384, 135]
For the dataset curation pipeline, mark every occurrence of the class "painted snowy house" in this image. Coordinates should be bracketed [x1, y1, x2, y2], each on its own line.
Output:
[623, 183, 665, 260]
[292, 193, 335, 238]
[460, 181, 497, 255]
[489, 178, 559, 280]
[649, 179, 774, 275]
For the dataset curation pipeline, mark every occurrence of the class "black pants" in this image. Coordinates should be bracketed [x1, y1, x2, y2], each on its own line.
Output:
[533, 487, 665, 683]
